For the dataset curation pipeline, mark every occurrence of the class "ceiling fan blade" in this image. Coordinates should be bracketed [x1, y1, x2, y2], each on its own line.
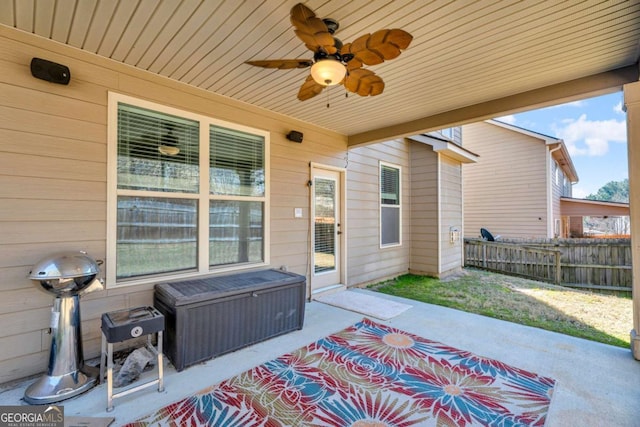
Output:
[384, 29, 413, 50]
[341, 43, 363, 71]
[346, 58, 363, 71]
[346, 29, 413, 66]
[246, 59, 312, 69]
[290, 3, 337, 54]
[369, 29, 413, 60]
[293, 30, 322, 50]
[349, 34, 384, 65]
[290, 3, 314, 24]
[344, 69, 385, 97]
[298, 75, 325, 101]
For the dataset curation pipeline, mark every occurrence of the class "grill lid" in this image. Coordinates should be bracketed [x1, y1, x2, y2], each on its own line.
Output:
[28, 251, 100, 280]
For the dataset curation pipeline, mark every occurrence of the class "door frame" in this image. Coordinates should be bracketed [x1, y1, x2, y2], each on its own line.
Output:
[309, 162, 347, 293]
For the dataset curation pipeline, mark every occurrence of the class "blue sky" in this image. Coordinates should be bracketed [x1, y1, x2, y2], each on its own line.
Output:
[495, 92, 628, 199]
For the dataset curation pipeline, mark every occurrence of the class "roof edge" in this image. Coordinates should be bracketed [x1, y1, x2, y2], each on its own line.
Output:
[561, 197, 629, 207]
[409, 134, 479, 163]
[485, 119, 560, 143]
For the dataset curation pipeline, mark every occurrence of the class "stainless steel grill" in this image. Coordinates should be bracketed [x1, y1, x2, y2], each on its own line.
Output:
[24, 251, 103, 405]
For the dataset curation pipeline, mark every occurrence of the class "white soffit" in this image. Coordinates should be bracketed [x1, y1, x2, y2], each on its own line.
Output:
[1, 0, 638, 139]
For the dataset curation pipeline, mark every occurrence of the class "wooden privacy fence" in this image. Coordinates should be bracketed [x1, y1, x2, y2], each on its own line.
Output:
[464, 238, 632, 292]
[464, 240, 561, 284]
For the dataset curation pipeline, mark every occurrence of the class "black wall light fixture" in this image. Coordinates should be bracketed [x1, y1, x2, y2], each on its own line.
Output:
[286, 131, 303, 143]
[30, 58, 71, 85]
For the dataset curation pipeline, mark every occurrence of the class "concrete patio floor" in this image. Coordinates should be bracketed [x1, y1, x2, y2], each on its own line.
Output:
[1, 289, 638, 426]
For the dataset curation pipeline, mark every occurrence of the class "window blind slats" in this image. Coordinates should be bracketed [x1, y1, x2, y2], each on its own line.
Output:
[381, 165, 400, 205]
[117, 103, 199, 193]
[210, 125, 264, 196]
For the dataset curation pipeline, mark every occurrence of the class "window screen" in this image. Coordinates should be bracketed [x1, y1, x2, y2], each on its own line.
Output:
[116, 196, 197, 278]
[380, 164, 401, 246]
[209, 200, 264, 266]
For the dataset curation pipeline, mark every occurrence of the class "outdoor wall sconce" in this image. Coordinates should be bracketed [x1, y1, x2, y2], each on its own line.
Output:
[30, 58, 70, 85]
[287, 131, 303, 143]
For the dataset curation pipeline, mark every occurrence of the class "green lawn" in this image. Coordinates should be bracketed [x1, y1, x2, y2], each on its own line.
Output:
[371, 268, 632, 349]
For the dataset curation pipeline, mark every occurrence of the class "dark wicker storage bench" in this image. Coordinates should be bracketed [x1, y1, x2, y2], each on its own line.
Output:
[154, 269, 306, 371]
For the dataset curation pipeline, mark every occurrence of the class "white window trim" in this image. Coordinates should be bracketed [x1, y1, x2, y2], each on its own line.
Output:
[379, 161, 402, 248]
[106, 92, 270, 288]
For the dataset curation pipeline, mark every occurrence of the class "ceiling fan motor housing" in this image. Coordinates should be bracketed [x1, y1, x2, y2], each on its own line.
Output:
[313, 49, 353, 65]
[322, 18, 339, 34]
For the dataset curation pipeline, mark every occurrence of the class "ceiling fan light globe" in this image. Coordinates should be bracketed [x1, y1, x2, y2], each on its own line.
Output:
[311, 59, 346, 86]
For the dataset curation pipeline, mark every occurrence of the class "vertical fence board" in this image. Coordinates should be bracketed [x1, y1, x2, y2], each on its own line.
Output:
[464, 238, 632, 293]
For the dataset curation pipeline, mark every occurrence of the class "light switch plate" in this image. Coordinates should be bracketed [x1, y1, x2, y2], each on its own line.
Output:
[294, 208, 303, 218]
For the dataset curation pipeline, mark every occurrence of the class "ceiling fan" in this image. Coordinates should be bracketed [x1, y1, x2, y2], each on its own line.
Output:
[245, 3, 413, 101]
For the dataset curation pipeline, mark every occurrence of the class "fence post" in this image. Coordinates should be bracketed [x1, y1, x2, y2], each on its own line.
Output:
[555, 251, 561, 285]
[482, 244, 487, 268]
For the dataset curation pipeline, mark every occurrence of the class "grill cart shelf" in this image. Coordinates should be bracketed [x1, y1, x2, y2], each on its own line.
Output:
[154, 269, 306, 371]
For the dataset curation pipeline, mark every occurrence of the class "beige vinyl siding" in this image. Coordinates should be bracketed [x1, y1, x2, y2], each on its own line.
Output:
[347, 140, 410, 286]
[408, 141, 438, 275]
[269, 136, 347, 274]
[439, 155, 463, 275]
[0, 32, 114, 381]
[463, 122, 548, 239]
[0, 28, 349, 382]
[408, 143, 463, 277]
[0, 24, 466, 383]
[452, 127, 463, 145]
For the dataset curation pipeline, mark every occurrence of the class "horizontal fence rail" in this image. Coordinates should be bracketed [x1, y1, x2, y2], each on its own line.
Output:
[464, 238, 632, 293]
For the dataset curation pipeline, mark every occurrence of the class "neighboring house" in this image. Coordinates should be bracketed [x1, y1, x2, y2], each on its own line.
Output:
[462, 120, 579, 239]
[0, 28, 477, 382]
[560, 197, 630, 237]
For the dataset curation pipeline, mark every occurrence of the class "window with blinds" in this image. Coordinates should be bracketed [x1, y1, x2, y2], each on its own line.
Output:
[117, 104, 199, 193]
[380, 163, 401, 247]
[209, 125, 265, 266]
[111, 95, 268, 284]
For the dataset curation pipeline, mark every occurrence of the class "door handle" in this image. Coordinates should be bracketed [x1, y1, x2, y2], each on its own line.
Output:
[337, 231, 342, 235]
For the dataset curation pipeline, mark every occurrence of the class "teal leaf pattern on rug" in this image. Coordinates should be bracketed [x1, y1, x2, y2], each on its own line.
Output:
[125, 318, 555, 427]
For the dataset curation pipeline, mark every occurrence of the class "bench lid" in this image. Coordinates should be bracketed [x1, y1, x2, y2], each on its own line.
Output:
[154, 269, 305, 306]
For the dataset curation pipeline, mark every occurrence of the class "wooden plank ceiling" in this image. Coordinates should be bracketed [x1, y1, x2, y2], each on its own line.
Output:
[1, 0, 639, 143]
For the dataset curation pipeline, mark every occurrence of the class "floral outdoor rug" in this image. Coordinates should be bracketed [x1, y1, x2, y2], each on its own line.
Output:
[125, 318, 555, 426]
